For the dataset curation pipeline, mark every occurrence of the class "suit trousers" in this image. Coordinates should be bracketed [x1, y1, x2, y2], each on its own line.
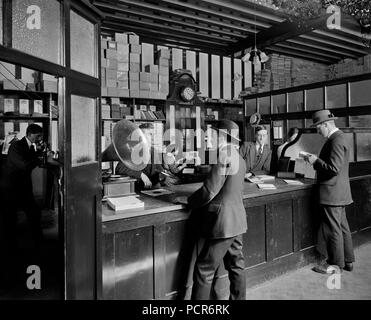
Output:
[317, 205, 355, 268]
[191, 235, 246, 300]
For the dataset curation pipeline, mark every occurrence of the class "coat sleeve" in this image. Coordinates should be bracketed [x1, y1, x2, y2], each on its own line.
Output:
[115, 162, 142, 179]
[8, 142, 39, 172]
[187, 153, 230, 209]
[313, 138, 345, 177]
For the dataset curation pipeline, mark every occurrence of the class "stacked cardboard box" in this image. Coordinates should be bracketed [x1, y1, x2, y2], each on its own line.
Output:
[101, 33, 169, 100]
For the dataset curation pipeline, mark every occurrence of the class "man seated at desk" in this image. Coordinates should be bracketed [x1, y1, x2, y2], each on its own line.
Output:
[239, 125, 272, 176]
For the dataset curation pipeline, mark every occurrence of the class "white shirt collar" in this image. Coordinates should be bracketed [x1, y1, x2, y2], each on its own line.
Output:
[25, 137, 33, 148]
[256, 142, 264, 152]
[328, 128, 339, 138]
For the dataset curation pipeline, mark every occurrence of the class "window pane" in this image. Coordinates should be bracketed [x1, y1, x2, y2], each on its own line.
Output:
[343, 133, 355, 163]
[258, 96, 270, 115]
[356, 133, 371, 162]
[326, 84, 347, 109]
[306, 87, 323, 111]
[288, 119, 304, 130]
[245, 98, 256, 116]
[70, 10, 96, 77]
[350, 79, 371, 107]
[335, 117, 347, 128]
[12, 0, 61, 64]
[272, 94, 286, 114]
[71, 95, 96, 166]
[349, 115, 371, 128]
[288, 91, 303, 113]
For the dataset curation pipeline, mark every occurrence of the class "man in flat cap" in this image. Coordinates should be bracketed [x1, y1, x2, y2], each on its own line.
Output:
[304, 110, 355, 274]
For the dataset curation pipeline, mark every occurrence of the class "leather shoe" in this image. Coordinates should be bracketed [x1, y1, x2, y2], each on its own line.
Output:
[343, 262, 353, 272]
[312, 262, 341, 274]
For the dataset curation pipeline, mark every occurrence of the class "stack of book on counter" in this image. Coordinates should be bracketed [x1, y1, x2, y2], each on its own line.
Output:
[257, 183, 277, 190]
[245, 174, 275, 184]
[107, 195, 144, 211]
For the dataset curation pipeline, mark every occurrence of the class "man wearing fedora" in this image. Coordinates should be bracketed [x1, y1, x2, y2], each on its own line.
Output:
[304, 110, 355, 274]
[182, 119, 247, 300]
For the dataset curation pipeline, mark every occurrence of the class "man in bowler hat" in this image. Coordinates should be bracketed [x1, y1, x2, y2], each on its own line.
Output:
[181, 119, 247, 299]
[304, 110, 355, 274]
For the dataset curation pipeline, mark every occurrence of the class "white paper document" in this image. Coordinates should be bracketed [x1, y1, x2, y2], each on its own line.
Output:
[141, 188, 174, 197]
[283, 179, 304, 186]
[107, 196, 144, 211]
[257, 183, 277, 190]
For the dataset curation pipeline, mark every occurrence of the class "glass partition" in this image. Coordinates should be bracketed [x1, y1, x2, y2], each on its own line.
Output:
[71, 95, 97, 166]
[272, 94, 286, 114]
[335, 117, 347, 128]
[245, 98, 257, 116]
[288, 91, 303, 113]
[285, 132, 326, 160]
[70, 10, 96, 77]
[356, 133, 371, 161]
[12, 0, 62, 64]
[288, 119, 304, 131]
[350, 79, 371, 107]
[350, 115, 371, 128]
[326, 84, 347, 109]
[306, 87, 324, 111]
[258, 96, 270, 115]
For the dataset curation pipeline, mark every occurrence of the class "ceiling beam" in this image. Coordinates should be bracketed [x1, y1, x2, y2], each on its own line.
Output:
[226, 13, 331, 56]
[299, 34, 368, 55]
[286, 39, 358, 58]
[101, 23, 230, 48]
[312, 30, 367, 47]
[93, 0, 256, 33]
[196, 0, 285, 23]
[275, 42, 343, 60]
[96, 2, 246, 38]
[101, 28, 226, 54]
[265, 46, 335, 64]
[103, 13, 238, 43]
[157, 0, 272, 28]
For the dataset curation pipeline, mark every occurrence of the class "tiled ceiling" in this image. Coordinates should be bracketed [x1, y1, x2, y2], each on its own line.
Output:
[92, 0, 371, 64]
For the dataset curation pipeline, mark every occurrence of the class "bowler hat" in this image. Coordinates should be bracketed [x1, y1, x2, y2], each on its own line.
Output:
[311, 110, 338, 127]
[211, 119, 241, 141]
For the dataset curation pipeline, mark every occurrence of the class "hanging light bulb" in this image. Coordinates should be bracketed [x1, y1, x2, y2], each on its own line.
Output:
[259, 51, 269, 63]
[253, 54, 260, 67]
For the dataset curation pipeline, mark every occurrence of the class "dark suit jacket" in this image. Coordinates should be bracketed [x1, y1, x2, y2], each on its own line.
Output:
[239, 141, 271, 175]
[115, 147, 163, 188]
[187, 144, 247, 239]
[313, 130, 353, 206]
[2, 137, 41, 194]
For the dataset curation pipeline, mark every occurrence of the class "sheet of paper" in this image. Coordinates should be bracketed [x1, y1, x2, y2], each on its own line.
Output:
[257, 183, 276, 190]
[294, 158, 305, 175]
[283, 179, 304, 185]
[255, 175, 275, 181]
[304, 162, 317, 179]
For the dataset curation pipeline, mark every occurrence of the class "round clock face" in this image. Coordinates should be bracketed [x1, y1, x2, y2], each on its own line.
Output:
[180, 86, 195, 102]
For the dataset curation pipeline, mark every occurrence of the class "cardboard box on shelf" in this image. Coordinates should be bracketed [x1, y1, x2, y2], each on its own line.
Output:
[117, 80, 129, 89]
[129, 80, 140, 91]
[102, 104, 111, 118]
[106, 69, 117, 80]
[107, 59, 118, 70]
[139, 72, 150, 82]
[105, 49, 117, 60]
[139, 91, 149, 99]
[150, 73, 158, 83]
[117, 43, 129, 54]
[110, 97, 120, 105]
[130, 44, 142, 54]
[101, 58, 107, 68]
[2, 79, 27, 90]
[159, 66, 169, 76]
[117, 62, 129, 71]
[156, 48, 170, 60]
[159, 82, 169, 93]
[33, 100, 43, 113]
[130, 90, 140, 98]
[115, 33, 128, 44]
[101, 87, 108, 96]
[140, 81, 150, 91]
[108, 41, 117, 50]
[157, 57, 169, 67]
[117, 52, 129, 63]
[4, 98, 15, 113]
[106, 79, 117, 88]
[128, 34, 139, 45]
[129, 72, 139, 80]
[101, 39, 108, 49]
[107, 87, 119, 97]
[144, 64, 159, 73]
[129, 63, 140, 72]
[129, 53, 140, 64]
[149, 82, 158, 91]
[159, 75, 169, 83]
[117, 71, 128, 81]
[40, 80, 57, 93]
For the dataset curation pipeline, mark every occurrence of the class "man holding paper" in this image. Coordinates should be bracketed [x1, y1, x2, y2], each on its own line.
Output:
[304, 110, 354, 274]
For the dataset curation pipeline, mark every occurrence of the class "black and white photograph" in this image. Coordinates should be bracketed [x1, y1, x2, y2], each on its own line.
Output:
[0, 0, 370, 306]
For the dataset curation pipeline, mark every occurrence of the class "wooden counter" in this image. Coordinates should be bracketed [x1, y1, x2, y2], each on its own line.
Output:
[101, 175, 371, 300]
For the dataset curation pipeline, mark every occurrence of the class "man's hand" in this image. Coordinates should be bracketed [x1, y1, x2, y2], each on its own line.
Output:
[174, 196, 188, 205]
[140, 173, 152, 189]
[304, 154, 318, 165]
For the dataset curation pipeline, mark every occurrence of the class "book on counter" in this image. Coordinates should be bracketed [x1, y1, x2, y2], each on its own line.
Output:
[257, 183, 277, 190]
[107, 195, 144, 211]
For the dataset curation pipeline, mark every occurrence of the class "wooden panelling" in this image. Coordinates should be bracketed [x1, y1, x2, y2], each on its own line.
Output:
[271, 199, 293, 258]
[113, 227, 154, 300]
[243, 206, 266, 267]
[299, 195, 318, 249]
